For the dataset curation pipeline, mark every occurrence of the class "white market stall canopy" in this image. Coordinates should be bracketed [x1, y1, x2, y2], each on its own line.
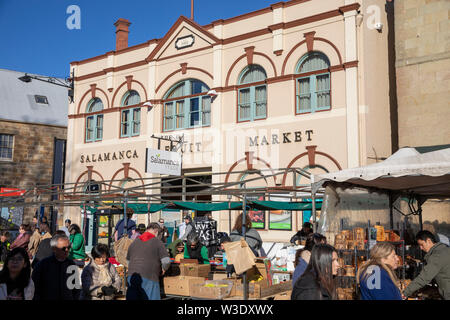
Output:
[312, 147, 450, 199]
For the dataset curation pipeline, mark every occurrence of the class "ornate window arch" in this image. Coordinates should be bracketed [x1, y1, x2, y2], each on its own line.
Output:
[238, 65, 267, 122]
[121, 90, 141, 106]
[295, 52, 331, 114]
[85, 98, 104, 142]
[162, 79, 211, 131]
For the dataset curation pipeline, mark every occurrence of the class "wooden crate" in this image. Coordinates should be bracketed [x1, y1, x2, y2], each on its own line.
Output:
[234, 280, 292, 299]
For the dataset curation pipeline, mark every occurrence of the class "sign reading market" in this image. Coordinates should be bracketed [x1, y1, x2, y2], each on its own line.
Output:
[146, 148, 182, 176]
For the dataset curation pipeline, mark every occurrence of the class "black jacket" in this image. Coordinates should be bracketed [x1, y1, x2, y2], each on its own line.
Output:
[32, 255, 81, 300]
[291, 270, 332, 300]
[31, 238, 53, 269]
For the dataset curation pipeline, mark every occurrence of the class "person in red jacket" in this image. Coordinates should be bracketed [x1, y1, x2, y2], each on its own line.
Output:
[10, 224, 32, 255]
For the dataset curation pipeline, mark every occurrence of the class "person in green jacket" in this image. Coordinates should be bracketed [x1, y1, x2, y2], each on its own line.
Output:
[184, 233, 209, 265]
[68, 224, 86, 267]
[403, 230, 450, 300]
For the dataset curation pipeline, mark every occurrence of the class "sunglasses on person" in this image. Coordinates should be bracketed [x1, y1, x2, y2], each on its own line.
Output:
[56, 246, 71, 251]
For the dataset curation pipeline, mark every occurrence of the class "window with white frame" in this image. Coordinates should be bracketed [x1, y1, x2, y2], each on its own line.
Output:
[85, 98, 104, 142]
[163, 79, 211, 131]
[0, 134, 14, 161]
[296, 52, 331, 114]
[238, 65, 267, 122]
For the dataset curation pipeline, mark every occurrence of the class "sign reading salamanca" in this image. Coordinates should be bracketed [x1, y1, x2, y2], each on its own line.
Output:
[146, 148, 182, 176]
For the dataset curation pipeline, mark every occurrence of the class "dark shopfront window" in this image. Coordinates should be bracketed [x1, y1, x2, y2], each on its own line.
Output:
[161, 172, 212, 218]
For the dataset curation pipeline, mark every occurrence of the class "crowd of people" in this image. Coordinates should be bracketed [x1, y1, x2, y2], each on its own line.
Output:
[0, 212, 449, 301]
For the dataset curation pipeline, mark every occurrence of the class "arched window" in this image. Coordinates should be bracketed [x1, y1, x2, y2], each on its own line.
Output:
[120, 91, 141, 137]
[295, 52, 331, 114]
[86, 98, 104, 142]
[238, 65, 267, 122]
[121, 90, 141, 106]
[163, 79, 211, 131]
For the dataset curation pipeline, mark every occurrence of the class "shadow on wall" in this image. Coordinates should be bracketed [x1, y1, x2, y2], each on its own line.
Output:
[423, 220, 450, 238]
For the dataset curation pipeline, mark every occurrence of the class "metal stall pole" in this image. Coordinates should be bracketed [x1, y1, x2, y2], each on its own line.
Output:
[418, 199, 423, 231]
[311, 191, 317, 232]
[242, 193, 248, 300]
[123, 190, 128, 238]
[147, 197, 151, 226]
[389, 192, 394, 230]
[123, 190, 129, 296]
[227, 194, 232, 234]
[293, 169, 298, 232]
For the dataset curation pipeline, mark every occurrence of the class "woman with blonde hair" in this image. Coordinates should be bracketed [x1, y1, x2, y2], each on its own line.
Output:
[357, 242, 402, 300]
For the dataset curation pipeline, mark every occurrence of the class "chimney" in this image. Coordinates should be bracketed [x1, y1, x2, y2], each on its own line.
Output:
[114, 18, 131, 51]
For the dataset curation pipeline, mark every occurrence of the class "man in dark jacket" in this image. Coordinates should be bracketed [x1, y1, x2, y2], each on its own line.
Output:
[32, 233, 80, 300]
[290, 222, 313, 244]
[403, 230, 450, 300]
[126, 223, 171, 300]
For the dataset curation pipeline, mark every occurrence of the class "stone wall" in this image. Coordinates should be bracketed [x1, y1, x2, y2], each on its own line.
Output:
[394, 0, 450, 147]
[0, 120, 67, 223]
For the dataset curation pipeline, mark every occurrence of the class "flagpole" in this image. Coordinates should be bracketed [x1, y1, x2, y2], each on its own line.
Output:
[191, 0, 194, 20]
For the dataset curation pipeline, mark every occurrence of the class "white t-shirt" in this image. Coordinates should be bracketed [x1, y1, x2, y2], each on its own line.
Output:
[438, 233, 450, 246]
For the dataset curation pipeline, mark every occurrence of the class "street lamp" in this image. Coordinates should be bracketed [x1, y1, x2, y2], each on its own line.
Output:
[18, 71, 75, 103]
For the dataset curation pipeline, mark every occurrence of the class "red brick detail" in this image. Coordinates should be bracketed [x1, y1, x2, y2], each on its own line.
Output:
[123, 163, 130, 179]
[90, 84, 97, 99]
[180, 63, 188, 75]
[274, 50, 283, 56]
[304, 31, 316, 52]
[305, 145, 317, 167]
[86, 166, 94, 181]
[245, 46, 255, 65]
[245, 151, 254, 170]
[126, 75, 133, 91]
[114, 18, 131, 51]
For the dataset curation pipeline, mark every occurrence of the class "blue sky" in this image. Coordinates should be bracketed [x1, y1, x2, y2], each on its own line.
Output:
[0, 0, 275, 78]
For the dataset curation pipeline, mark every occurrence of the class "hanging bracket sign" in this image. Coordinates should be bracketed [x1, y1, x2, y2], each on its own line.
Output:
[146, 148, 182, 176]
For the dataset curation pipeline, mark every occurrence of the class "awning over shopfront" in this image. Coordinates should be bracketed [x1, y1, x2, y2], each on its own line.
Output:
[312, 147, 450, 199]
[251, 200, 322, 211]
[172, 201, 243, 211]
[80, 200, 322, 214]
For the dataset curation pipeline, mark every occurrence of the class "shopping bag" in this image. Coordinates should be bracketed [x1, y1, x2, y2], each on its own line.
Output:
[223, 238, 256, 275]
[113, 236, 133, 268]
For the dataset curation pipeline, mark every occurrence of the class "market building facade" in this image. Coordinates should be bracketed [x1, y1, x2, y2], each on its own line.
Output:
[0, 68, 67, 229]
[393, 0, 450, 235]
[66, 0, 394, 243]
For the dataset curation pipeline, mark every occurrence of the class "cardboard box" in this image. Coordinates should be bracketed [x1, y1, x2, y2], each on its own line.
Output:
[190, 280, 234, 299]
[212, 272, 228, 280]
[163, 276, 205, 296]
[234, 280, 293, 299]
[180, 263, 211, 278]
[273, 291, 291, 300]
